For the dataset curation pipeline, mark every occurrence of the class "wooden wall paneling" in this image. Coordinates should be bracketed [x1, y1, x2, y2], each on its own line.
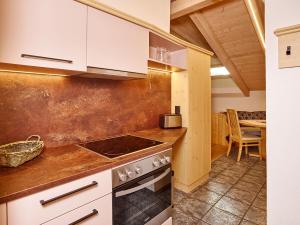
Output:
[211, 113, 229, 146]
[189, 12, 250, 96]
[172, 49, 211, 193]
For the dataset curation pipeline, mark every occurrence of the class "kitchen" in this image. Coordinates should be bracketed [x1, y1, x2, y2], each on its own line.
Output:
[0, 0, 211, 225]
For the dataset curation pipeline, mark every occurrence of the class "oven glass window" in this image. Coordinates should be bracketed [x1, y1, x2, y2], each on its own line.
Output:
[113, 167, 171, 225]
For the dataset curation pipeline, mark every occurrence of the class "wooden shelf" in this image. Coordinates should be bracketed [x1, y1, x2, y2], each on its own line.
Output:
[148, 32, 187, 72]
[148, 58, 186, 72]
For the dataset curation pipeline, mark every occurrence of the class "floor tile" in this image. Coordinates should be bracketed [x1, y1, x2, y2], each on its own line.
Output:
[251, 164, 266, 172]
[173, 188, 187, 204]
[226, 188, 257, 205]
[247, 169, 266, 177]
[196, 220, 210, 225]
[221, 169, 245, 178]
[240, 219, 258, 225]
[257, 188, 267, 199]
[190, 188, 222, 205]
[234, 180, 263, 193]
[244, 206, 267, 225]
[173, 209, 199, 225]
[241, 174, 265, 186]
[215, 196, 249, 217]
[202, 207, 242, 225]
[213, 174, 240, 185]
[253, 196, 267, 210]
[175, 197, 212, 219]
[203, 181, 232, 195]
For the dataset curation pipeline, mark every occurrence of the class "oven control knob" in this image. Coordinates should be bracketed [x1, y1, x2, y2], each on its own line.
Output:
[126, 169, 136, 179]
[135, 166, 142, 174]
[153, 158, 161, 167]
[164, 156, 171, 163]
[160, 157, 167, 165]
[118, 171, 128, 182]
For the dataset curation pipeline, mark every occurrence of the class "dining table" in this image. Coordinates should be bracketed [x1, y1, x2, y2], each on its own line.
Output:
[239, 120, 266, 160]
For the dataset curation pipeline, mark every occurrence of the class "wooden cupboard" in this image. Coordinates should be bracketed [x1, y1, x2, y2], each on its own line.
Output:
[0, 0, 87, 71]
[172, 49, 211, 193]
[87, 7, 149, 75]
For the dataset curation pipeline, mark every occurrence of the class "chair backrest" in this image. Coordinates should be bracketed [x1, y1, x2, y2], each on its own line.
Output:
[227, 109, 242, 141]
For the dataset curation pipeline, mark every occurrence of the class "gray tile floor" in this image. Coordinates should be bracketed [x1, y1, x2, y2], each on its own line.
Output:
[173, 154, 266, 225]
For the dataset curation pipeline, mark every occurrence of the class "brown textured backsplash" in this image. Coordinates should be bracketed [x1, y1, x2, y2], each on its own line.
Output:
[0, 71, 171, 147]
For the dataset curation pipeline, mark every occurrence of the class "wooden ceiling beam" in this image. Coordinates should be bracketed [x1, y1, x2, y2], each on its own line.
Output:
[189, 12, 250, 96]
[171, 0, 224, 20]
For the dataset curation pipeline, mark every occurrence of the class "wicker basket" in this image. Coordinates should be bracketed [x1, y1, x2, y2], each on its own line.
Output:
[0, 135, 44, 167]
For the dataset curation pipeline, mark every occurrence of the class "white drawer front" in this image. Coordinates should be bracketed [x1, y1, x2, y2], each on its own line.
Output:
[8, 169, 112, 225]
[44, 194, 112, 225]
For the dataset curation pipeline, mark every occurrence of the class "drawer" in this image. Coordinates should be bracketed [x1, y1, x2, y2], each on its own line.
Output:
[8, 169, 111, 225]
[44, 194, 112, 225]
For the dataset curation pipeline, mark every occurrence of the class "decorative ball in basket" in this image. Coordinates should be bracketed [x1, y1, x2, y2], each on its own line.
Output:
[0, 135, 44, 167]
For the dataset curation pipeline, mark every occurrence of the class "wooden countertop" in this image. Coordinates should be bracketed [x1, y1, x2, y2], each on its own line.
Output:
[0, 127, 186, 203]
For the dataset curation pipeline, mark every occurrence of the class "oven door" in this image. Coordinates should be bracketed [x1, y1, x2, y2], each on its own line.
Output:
[113, 165, 172, 225]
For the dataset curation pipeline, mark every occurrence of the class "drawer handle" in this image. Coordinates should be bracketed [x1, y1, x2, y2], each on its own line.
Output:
[68, 209, 98, 225]
[21, 54, 73, 64]
[40, 181, 98, 206]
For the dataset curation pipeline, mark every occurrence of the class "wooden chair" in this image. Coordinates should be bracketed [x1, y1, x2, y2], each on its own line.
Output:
[226, 109, 262, 162]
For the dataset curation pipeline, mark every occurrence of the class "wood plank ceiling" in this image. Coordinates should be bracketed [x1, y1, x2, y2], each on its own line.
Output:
[171, 0, 265, 95]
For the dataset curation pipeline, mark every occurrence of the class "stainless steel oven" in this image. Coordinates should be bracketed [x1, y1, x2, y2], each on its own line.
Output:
[112, 149, 172, 225]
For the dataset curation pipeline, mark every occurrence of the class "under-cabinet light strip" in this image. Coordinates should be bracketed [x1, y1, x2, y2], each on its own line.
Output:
[246, 0, 265, 50]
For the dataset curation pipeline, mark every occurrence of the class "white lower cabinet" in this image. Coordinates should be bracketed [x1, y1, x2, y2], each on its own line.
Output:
[7, 169, 112, 225]
[44, 194, 112, 225]
[0, 203, 7, 225]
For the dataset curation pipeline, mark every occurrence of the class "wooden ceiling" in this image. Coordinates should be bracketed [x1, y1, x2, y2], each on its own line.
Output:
[171, 0, 265, 96]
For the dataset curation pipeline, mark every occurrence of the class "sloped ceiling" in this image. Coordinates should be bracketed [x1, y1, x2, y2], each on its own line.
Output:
[171, 0, 265, 96]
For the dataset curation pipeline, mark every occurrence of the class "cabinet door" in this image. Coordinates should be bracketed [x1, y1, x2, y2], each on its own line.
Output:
[0, 203, 6, 225]
[0, 0, 87, 71]
[87, 7, 149, 74]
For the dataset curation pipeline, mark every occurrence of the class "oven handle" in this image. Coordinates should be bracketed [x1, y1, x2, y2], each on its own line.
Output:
[115, 168, 171, 198]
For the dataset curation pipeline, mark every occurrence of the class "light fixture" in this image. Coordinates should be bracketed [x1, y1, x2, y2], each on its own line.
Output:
[210, 66, 230, 76]
[0, 69, 69, 77]
[245, 0, 265, 50]
[148, 67, 172, 74]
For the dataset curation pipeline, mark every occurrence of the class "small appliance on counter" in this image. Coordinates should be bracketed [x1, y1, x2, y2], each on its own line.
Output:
[159, 106, 182, 129]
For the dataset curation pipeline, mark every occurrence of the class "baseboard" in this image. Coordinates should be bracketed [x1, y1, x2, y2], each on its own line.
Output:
[174, 174, 209, 193]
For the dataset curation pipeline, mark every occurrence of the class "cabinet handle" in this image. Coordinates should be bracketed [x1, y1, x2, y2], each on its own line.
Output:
[21, 54, 73, 64]
[68, 209, 98, 225]
[40, 181, 98, 206]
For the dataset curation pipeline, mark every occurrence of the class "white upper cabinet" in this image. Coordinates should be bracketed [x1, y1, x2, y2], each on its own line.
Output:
[87, 7, 149, 74]
[0, 0, 87, 71]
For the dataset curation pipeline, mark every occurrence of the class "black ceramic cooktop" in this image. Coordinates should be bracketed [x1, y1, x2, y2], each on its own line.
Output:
[79, 135, 163, 159]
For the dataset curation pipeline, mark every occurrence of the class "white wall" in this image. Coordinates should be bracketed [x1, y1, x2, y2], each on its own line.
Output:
[94, 0, 170, 32]
[212, 91, 266, 113]
[266, 1, 300, 224]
